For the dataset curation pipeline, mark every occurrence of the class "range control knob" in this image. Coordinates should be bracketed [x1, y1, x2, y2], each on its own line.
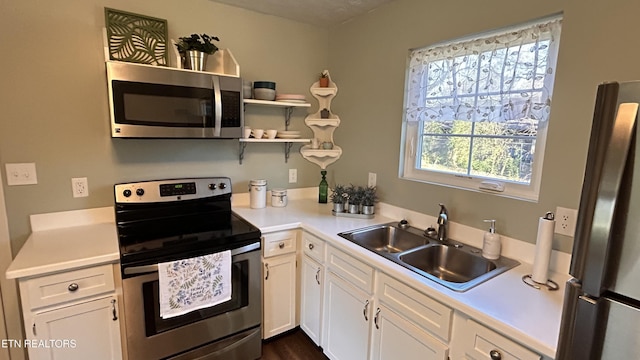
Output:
[208, 183, 217, 190]
[219, 183, 227, 190]
[136, 188, 145, 196]
[123, 189, 132, 197]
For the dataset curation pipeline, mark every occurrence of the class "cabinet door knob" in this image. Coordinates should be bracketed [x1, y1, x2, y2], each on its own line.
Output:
[316, 268, 321, 285]
[308, 243, 314, 250]
[68, 283, 79, 292]
[489, 350, 502, 360]
[374, 308, 381, 329]
[278, 242, 285, 249]
[265, 263, 269, 280]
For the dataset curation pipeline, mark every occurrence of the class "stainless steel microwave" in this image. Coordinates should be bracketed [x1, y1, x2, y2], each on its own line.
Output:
[106, 61, 243, 139]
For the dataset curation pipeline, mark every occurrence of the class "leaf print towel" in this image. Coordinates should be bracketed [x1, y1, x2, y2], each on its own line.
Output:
[158, 250, 232, 319]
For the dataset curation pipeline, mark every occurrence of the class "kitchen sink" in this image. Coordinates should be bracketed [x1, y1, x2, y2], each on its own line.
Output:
[338, 222, 519, 292]
[340, 224, 428, 253]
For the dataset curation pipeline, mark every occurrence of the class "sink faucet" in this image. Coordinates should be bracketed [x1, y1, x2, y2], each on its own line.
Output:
[436, 203, 448, 242]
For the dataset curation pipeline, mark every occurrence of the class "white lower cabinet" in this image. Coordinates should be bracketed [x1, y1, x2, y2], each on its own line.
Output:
[454, 317, 541, 360]
[371, 303, 448, 360]
[296, 236, 543, 360]
[262, 230, 298, 339]
[300, 255, 324, 345]
[30, 295, 122, 360]
[372, 272, 451, 360]
[17, 263, 122, 360]
[323, 271, 373, 360]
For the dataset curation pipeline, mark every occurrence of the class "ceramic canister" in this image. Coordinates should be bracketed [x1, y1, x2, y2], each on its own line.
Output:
[271, 188, 288, 207]
[249, 179, 267, 209]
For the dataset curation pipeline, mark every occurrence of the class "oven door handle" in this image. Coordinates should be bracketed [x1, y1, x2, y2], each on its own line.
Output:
[123, 242, 261, 275]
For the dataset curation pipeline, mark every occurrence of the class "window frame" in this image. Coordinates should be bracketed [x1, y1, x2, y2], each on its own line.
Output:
[399, 16, 561, 202]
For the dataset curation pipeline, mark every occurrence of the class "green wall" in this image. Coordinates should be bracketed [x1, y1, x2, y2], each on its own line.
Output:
[4, 0, 640, 257]
[327, 0, 640, 253]
[0, 0, 328, 255]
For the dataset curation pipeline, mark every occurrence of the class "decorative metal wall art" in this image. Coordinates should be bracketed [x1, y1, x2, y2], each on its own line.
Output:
[105, 8, 168, 66]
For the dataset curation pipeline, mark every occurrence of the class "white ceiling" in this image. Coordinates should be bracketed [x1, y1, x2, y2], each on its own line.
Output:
[209, 0, 396, 27]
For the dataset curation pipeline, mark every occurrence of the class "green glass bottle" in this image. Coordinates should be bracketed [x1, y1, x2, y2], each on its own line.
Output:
[319, 170, 328, 203]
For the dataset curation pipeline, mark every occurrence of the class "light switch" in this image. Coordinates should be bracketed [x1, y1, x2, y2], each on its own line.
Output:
[5, 163, 38, 185]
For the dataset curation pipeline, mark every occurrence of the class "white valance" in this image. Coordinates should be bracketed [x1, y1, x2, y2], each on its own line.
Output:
[406, 17, 562, 123]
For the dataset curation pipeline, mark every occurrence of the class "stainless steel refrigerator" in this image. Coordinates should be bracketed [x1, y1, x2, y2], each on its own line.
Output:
[557, 81, 640, 359]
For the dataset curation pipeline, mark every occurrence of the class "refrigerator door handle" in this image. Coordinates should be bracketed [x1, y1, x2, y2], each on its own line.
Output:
[582, 102, 638, 295]
[579, 294, 597, 305]
[557, 282, 604, 360]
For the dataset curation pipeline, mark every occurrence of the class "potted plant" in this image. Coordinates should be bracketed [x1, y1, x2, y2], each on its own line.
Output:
[319, 70, 329, 87]
[175, 33, 220, 71]
[361, 186, 378, 215]
[347, 185, 364, 214]
[330, 184, 348, 213]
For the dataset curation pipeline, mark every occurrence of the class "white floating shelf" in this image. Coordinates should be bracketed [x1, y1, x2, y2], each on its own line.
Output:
[311, 87, 337, 97]
[244, 99, 311, 108]
[239, 138, 310, 143]
[305, 119, 340, 127]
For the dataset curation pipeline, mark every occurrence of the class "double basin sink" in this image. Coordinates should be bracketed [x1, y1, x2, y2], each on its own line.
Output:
[338, 222, 519, 292]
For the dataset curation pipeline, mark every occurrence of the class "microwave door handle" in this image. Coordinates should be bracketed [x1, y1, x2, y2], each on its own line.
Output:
[212, 76, 222, 137]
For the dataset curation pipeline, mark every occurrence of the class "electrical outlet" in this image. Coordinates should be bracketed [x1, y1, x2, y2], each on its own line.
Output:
[5, 163, 38, 185]
[289, 169, 297, 183]
[555, 206, 578, 237]
[72, 177, 89, 198]
[368, 172, 377, 187]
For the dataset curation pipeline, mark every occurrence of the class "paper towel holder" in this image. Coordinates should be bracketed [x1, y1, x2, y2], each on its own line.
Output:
[522, 274, 559, 290]
[523, 211, 559, 290]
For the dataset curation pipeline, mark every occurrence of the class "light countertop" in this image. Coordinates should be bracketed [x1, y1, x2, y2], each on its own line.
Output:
[233, 198, 569, 359]
[4, 199, 567, 358]
[5, 207, 119, 280]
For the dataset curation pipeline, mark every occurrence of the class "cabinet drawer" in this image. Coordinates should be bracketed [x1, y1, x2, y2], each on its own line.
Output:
[376, 272, 452, 342]
[23, 264, 115, 310]
[463, 320, 541, 360]
[263, 230, 297, 258]
[302, 231, 326, 263]
[326, 246, 374, 294]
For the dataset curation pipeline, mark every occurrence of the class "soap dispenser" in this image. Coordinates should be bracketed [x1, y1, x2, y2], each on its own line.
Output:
[482, 219, 501, 260]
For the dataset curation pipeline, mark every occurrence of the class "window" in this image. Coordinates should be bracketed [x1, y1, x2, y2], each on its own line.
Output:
[400, 15, 562, 201]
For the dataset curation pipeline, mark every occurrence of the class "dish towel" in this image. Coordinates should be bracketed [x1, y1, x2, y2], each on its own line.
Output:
[158, 250, 232, 319]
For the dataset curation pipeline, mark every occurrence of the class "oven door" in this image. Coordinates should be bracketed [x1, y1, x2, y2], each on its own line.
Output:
[121, 242, 261, 360]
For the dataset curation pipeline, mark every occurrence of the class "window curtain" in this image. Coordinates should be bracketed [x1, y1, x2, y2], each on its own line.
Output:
[405, 17, 562, 123]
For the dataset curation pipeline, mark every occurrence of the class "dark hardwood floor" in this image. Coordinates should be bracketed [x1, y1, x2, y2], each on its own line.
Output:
[261, 328, 328, 360]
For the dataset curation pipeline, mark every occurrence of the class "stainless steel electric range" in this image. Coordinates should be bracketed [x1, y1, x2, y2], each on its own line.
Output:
[114, 177, 262, 360]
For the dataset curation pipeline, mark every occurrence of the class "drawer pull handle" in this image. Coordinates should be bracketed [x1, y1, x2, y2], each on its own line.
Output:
[308, 243, 314, 250]
[363, 300, 369, 321]
[111, 299, 118, 321]
[68, 283, 79, 292]
[279, 242, 285, 249]
[32, 322, 36, 336]
[489, 350, 502, 360]
[374, 308, 381, 329]
[316, 268, 321, 285]
[265, 263, 269, 280]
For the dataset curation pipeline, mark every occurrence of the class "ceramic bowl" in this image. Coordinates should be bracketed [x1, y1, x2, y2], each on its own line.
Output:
[265, 129, 278, 139]
[253, 81, 276, 90]
[253, 88, 276, 101]
[251, 129, 264, 139]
